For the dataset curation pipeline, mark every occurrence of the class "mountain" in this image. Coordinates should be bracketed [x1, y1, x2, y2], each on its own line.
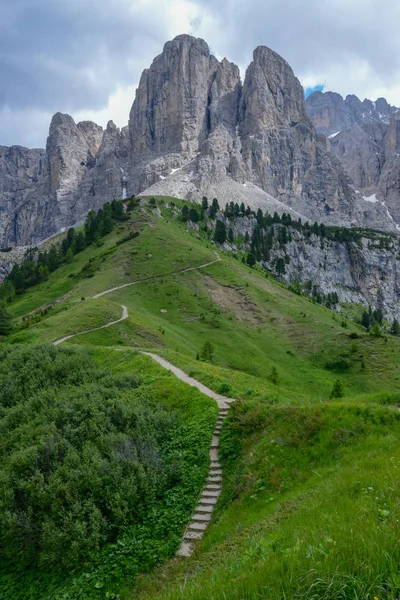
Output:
[306, 90, 400, 227]
[1, 35, 398, 249]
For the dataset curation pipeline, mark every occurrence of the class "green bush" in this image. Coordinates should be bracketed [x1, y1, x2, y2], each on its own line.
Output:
[0, 346, 211, 578]
[325, 356, 352, 371]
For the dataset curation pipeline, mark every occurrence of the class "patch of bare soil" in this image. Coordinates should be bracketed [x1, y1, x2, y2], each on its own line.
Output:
[203, 275, 263, 324]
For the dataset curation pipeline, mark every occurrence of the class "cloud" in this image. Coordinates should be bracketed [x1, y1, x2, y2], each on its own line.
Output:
[188, 0, 400, 104]
[1, 0, 400, 147]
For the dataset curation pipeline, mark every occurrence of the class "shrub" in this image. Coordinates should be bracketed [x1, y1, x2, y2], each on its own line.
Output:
[325, 356, 352, 372]
[218, 383, 232, 395]
[330, 379, 344, 398]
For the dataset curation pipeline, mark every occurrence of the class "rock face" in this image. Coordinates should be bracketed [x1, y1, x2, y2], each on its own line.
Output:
[1, 34, 400, 249]
[279, 230, 400, 322]
[135, 38, 396, 232]
[306, 91, 398, 136]
[306, 91, 400, 228]
[0, 144, 51, 246]
[226, 214, 400, 321]
[0, 116, 130, 246]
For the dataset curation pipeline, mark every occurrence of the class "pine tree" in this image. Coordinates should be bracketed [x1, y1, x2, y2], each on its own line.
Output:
[275, 257, 286, 275]
[330, 379, 344, 399]
[246, 252, 256, 267]
[200, 341, 214, 363]
[181, 205, 189, 221]
[209, 198, 219, 218]
[391, 318, 400, 335]
[214, 220, 227, 244]
[189, 208, 199, 222]
[270, 366, 278, 385]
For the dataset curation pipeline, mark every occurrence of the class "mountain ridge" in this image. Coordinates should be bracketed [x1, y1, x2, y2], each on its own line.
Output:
[1, 34, 398, 249]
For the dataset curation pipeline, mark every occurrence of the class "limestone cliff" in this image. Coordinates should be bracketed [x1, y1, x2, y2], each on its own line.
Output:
[224, 213, 400, 321]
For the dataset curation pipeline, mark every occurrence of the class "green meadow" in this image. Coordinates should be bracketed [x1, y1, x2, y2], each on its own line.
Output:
[0, 196, 399, 599]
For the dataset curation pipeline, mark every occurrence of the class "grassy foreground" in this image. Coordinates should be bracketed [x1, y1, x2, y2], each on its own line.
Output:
[0, 196, 399, 599]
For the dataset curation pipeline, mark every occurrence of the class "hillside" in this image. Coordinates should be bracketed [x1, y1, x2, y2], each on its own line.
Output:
[0, 197, 400, 599]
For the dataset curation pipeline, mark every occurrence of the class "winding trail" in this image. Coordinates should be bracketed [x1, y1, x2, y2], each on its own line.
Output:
[92, 254, 221, 299]
[52, 251, 233, 557]
[53, 305, 129, 345]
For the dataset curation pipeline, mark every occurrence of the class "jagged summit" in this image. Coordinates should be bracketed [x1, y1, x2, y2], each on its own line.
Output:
[306, 90, 400, 225]
[306, 90, 399, 135]
[0, 34, 399, 248]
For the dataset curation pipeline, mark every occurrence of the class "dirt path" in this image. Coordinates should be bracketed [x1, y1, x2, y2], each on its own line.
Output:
[92, 253, 220, 299]
[52, 251, 232, 557]
[53, 305, 128, 345]
[144, 352, 234, 409]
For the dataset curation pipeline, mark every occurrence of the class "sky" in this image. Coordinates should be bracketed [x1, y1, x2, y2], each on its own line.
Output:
[1, 0, 400, 148]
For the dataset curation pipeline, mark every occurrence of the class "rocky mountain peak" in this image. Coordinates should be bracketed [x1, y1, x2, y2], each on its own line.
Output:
[128, 33, 235, 164]
[240, 45, 307, 132]
[76, 121, 104, 157]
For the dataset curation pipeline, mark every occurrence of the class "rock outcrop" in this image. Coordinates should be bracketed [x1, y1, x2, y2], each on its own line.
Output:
[306, 91, 398, 136]
[225, 213, 400, 321]
[0, 116, 130, 246]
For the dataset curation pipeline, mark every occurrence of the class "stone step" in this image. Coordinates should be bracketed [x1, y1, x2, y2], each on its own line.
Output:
[208, 475, 222, 483]
[202, 489, 220, 498]
[195, 503, 213, 513]
[210, 461, 221, 469]
[209, 469, 222, 476]
[198, 496, 218, 505]
[205, 484, 221, 490]
[184, 530, 203, 540]
[188, 521, 208, 531]
[192, 512, 211, 522]
[210, 448, 218, 461]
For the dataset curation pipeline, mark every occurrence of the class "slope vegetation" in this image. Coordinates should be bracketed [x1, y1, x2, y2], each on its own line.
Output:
[0, 197, 399, 599]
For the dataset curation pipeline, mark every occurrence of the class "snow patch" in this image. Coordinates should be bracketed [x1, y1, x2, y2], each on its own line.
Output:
[362, 193, 378, 203]
[328, 131, 340, 139]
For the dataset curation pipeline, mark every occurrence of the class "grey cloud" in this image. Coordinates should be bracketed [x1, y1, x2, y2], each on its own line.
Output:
[194, 0, 400, 89]
[2, 0, 400, 148]
[0, 0, 165, 114]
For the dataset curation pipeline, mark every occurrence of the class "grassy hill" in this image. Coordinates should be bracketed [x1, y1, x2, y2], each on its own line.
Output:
[1, 196, 400, 599]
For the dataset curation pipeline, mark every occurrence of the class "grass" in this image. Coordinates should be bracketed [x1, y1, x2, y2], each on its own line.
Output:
[133, 399, 400, 600]
[1, 196, 400, 599]
[8, 297, 123, 344]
